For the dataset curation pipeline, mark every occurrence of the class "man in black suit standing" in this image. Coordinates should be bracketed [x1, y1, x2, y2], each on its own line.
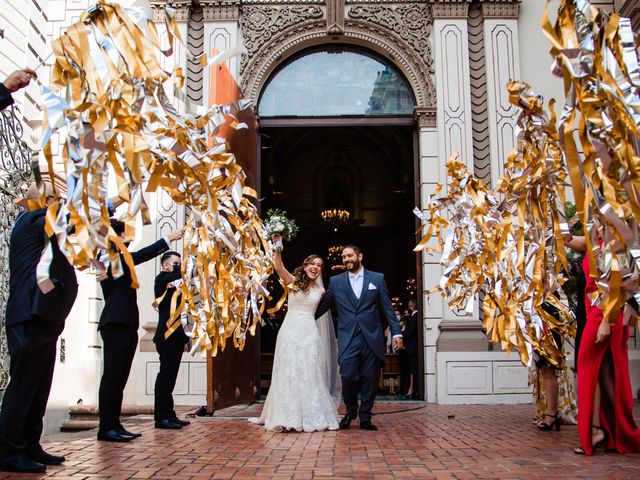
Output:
[153, 251, 190, 429]
[403, 299, 420, 400]
[0, 178, 78, 473]
[97, 220, 183, 442]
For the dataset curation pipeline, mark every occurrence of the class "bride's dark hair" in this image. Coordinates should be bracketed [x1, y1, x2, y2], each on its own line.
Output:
[293, 254, 323, 292]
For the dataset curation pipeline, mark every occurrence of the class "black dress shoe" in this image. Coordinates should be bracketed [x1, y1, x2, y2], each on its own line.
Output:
[359, 421, 378, 431]
[171, 417, 191, 426]
[155, 419, 182, 429]
[0, 456, 46, 473]
[97, 429, 133, 442]
[339, 415, 353, 430]
[118, 427, 141, 438]
[27, 449, 65, 465]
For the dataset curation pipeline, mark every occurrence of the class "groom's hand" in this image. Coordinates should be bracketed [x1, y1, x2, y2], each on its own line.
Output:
[393, 337, 404, 351]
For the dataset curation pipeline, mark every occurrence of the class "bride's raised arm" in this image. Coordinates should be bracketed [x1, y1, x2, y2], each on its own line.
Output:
[272, 234, 295, 285]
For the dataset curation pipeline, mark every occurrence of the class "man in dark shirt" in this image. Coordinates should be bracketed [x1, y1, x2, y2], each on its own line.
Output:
[403, 299, 420, 400]
[97, 220, 183, 442]
[0, 179, 78, 473]
[153, 251, 190, 429]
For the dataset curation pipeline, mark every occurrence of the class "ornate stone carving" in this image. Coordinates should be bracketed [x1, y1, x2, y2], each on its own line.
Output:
[414, 107, 437, 128]
[481, 2, 519, 19]
[431, 2, 469, 19]
[348, 2, 433, 73]
[239, 4, 324, 76]
[151, 0, 191, 22]
[201, 1, 240, 21]
[327, 0, 345, 35]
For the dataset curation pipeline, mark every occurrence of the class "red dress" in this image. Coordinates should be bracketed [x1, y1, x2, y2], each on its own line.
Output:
[577, 255, 640, 455]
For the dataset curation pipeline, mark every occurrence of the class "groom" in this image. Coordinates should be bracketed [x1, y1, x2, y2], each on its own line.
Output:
[315, 245, 403, 430]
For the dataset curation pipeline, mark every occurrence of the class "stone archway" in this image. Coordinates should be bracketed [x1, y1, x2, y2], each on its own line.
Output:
[238, 1, 436, 109]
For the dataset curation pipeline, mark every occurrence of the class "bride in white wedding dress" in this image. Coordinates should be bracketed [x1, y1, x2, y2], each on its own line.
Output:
[250, 236, 340, 432]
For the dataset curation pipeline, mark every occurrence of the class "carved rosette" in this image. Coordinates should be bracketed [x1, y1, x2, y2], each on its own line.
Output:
[239, 5, 324, 76]
[239, 3, 436, 108]
[347, 2, 433, 73]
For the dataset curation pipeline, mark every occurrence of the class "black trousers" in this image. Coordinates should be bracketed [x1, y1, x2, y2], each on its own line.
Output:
[98, 324, 137, 432]
[154, 339, 185, 421]
[407, 353, 419, 397]
[399, 350, 410, 394]
[339, 330, 381, 423]
[0, 320, 62, 462]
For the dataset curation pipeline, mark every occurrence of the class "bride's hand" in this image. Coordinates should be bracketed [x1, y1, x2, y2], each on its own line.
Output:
[272, 233, 284, 252]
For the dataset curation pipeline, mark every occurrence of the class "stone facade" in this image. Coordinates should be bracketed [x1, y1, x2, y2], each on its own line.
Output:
[4, 1, 639, 429]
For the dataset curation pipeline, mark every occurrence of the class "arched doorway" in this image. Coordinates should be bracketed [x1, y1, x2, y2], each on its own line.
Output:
[257, 45, 422, 399]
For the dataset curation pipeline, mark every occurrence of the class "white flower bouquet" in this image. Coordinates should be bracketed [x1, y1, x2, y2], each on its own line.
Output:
[265, 209, 299, 251]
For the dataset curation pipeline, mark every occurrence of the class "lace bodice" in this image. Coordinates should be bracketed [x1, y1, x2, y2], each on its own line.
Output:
[286, 287, 324, 315]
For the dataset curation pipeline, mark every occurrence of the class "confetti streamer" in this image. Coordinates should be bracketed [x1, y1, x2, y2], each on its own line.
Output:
[23, 0, 272, 355]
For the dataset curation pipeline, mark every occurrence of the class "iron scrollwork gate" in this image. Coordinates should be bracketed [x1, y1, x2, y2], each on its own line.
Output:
[0, 104, 33, 390]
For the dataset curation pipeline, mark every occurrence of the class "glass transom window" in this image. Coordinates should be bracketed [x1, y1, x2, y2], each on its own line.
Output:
[258, 46, 416, 117]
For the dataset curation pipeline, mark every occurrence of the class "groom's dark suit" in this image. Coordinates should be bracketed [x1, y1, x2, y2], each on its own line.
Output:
[315, 269, 401, 423]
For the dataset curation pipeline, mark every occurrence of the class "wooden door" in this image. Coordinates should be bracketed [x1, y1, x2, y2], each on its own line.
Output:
[206, 56, 260, 412]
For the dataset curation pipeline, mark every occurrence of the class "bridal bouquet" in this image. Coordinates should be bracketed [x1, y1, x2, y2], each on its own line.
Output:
[265, 209, 299, 250]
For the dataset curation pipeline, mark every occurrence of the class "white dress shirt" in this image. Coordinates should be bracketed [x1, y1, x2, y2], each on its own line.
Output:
[348, 270, 363, 299]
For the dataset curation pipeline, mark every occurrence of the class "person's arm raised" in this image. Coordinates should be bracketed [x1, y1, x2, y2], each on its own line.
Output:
[272, 234, 295, 285]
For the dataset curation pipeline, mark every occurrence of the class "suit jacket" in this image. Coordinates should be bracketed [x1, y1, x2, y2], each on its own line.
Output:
[315, 269, 401, 362]
[153, 269, 188, 343]
[5, 209, 78, 326]
[98, 239, 169, 330]
[0, 84, 14, 111]
[404, 310, 419, 355]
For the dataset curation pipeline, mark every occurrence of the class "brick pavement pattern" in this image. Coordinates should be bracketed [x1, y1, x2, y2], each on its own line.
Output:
[1, 403, 639, 479]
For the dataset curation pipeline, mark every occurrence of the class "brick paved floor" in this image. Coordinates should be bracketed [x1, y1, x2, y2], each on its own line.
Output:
[2, 403, 640, 479]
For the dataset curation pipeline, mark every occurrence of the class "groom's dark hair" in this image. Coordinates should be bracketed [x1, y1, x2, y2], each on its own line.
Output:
[343, 244, 362, 255]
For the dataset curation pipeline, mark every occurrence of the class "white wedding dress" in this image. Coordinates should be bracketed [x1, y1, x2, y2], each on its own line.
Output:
[250, 286, 340, 432]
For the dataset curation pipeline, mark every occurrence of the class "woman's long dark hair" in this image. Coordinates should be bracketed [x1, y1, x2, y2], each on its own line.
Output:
[292, 254, 323, 292]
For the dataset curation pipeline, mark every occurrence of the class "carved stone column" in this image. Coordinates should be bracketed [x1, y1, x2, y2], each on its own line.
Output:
[430, 0, 482, 403]
[481, 0, 521, 187]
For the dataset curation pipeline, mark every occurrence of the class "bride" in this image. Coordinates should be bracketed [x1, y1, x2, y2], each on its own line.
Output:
[250, 235, 340, 432]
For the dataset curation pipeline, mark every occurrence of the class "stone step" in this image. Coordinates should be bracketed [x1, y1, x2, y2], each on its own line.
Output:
[61, 405, 154, 432]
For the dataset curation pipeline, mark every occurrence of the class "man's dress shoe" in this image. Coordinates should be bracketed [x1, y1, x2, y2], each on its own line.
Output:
[359, 421, 378, 431]
[339, 415, 353, 429]
[118, 427, 141, 438]
[171, 417, 190, 426]
[27, 449, 65, 465]
[0, 456, 46, 473]
[155, 419, 182, 429]
[97, 429, 133, 442]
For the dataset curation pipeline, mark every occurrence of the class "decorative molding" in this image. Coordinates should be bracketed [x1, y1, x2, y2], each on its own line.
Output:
[347, 2, 433, 72]
[238, 3, 435, 107]
[468, 2, 491, 186]
[239, 4, 324, 76]
[327, 0, 345, 35]
[202, 2, 241, 21]
[151, 1, 191, 22]
[414, 107, 437, 128]
[480, 2, 519, 19]
[187, 6, 205, 106]
[431, 2, 470, 19]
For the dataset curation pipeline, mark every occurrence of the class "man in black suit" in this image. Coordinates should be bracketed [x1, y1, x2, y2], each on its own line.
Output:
[97, 220, 183, 442]
[0, 179, 78, 473]
[403, 299, 420, 400]
[0, 69, 37, 110]
[153, 251, 190, 429]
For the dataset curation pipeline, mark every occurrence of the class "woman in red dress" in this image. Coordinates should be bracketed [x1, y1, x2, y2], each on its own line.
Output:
[572, 240, 640, 455]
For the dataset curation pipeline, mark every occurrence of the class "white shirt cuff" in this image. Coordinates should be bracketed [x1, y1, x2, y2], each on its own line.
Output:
[163, 236, 171, 247]
[392, 334, 403, 339]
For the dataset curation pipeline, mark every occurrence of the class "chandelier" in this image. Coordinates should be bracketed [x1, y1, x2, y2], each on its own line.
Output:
[327, 245, 346, 272]
[321, 208, 350, 231]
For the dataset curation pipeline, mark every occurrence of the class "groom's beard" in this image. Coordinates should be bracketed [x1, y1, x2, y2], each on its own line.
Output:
[344, 259, 361, 271]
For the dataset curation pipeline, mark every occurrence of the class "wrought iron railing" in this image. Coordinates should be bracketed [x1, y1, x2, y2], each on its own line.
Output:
[0, 104, 33, 390]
